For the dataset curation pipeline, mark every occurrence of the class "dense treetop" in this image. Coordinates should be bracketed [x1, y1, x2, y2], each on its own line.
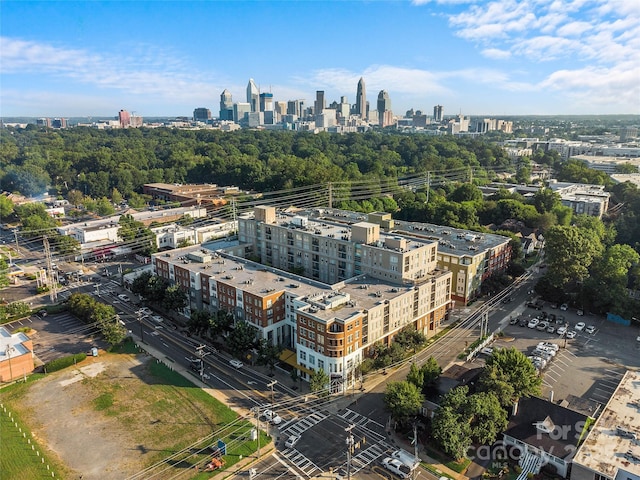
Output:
[0, 127, 511, 197]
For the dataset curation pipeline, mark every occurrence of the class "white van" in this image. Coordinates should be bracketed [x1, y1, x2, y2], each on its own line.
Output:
[391, 449, 420, 470]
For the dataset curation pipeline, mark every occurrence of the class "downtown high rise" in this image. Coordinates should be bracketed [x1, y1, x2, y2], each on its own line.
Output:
[356, 77, 367, 120]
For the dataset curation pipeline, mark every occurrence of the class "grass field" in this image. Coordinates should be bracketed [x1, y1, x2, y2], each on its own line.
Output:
[1, 338, 271, 479]
[0, 402, 69, 480]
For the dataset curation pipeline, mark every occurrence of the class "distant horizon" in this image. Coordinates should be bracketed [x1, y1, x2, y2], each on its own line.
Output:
[3, 113, 639, 122]
[2, 0, 639, 117]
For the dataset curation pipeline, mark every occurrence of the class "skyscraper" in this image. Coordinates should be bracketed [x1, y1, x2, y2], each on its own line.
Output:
[314, 91, 325, 115]
[377, 91, 393, 127]
[356, 77, 367, 120]
[259, 92, 274, 112]
[433, 105, 444, 122]
[247, 79, 259, 113]
[219, 89, 233, 120]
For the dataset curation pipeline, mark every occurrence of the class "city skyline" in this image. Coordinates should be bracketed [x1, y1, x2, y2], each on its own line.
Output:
[1, 1, 638, 118]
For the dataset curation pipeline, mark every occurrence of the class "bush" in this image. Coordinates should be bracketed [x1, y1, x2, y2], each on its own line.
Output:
[44, 353, 87, 373]
[36, 285, 50, 294]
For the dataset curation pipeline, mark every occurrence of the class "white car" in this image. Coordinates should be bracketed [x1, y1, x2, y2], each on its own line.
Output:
[585, 325, 596, 334]
[285, 435, 300, 448]
[117, 294, 130, 302]
[566, 330, 577, 339]
[557, 326, 567, 336]
[138, 307, 152, 315]
[481, 347, 493, 355]
[229, 359, 243, 369]
[575, 322, 586, 331]
[381, 457, 411, 479]
[528, 318, 540, 329]
[560, 303, 568, 311]
[261, 409, 282, 425]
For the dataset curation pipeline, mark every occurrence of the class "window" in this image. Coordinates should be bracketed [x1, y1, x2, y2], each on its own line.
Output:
[300, 351, 306, 360]
[309, 355, 315, 365]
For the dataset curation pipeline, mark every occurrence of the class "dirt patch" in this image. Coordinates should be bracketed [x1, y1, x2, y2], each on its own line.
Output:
[19, 354, 153, 479]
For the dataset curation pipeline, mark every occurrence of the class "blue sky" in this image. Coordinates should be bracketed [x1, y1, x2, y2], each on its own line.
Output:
[1, 0, 639, 117]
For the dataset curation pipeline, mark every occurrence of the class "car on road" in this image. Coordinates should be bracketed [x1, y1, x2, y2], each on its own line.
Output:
[285, 435, 300, 448]
[117, 294, 130, 302]
[138, 307, 152, 315]
[585, 325, 596, 334]
[261, 409, 282, 425]
[381, 457, 411, 479]
[566, 330, 577, 339]
[575, 322, 586, 331]
[560, 303, 568, 311]
[229, 359, 243, 369]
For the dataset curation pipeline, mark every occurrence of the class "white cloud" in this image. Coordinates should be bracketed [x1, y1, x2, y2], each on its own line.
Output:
[0, 36, 221, 102]
[481, 48, 512, 60]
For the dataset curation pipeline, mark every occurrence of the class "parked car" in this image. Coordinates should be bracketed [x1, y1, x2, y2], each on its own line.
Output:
[547, 325, 556, 334]
[285, 435, 300, 448]
[519, 318, 528, 327]
[557, 326, 567, 336]
[577, 309, 584, 316]
[536, 321, 549, 331]
[481, 347, 493, 355]
[575, 322, 586, 331]
[509, 317, 519, 325]
[528, 318, 540, 329]
[566, 330, 577, 339]
[560, 303, 568, 311]
[381, 458, 411, 479]
[585, 325, 596, 334]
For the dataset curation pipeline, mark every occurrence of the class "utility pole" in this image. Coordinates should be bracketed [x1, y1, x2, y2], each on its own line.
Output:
[267, 380, 277, 407]
[412, 422, 419, 480]
[196, 345, 210, 381]
[13, 229, 19, 251]
[345, 424, 355, 480]
[43, 236, 58, 303]
[253, 407, 261, 459]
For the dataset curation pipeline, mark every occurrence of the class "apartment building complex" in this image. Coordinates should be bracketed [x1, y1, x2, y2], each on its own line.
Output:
[152, 205, 454, 384]
[307, 209, 512, 305]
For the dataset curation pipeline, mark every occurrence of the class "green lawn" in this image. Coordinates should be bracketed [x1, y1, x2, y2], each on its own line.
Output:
[0, 404, 68, 480]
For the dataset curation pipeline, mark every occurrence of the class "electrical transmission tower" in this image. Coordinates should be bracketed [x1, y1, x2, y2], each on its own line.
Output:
[43, 236, 58, 303]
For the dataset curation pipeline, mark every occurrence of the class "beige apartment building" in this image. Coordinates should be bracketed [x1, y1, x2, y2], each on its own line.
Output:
[152, 205, 453, 385]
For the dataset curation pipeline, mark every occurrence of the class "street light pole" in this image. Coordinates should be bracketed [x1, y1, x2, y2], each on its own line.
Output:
[345, 424, 355, 480]
[5, 345, 15, 382]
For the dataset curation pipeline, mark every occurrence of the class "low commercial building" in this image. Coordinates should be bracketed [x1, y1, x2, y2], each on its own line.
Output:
[0, 327, 34, 382]
[571, 370, 640, 480]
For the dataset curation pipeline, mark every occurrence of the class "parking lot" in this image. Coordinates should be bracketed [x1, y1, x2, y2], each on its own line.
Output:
[4, 312, 104, 366]
[487, 305, 640, 409]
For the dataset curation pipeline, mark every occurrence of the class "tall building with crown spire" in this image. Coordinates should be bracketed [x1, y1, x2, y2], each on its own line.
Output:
[219, 89, 233, 120]
[356, 77, 367, 120]
[247, 79, 259, 113]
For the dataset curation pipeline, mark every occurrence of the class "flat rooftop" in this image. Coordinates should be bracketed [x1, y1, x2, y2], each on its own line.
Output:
[572, 370, 640, 477]
[290, 208, 510, 256]
[155, 245, 447, 324]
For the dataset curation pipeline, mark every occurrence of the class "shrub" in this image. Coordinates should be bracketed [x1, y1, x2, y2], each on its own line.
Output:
[44, 353, 87, 373]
